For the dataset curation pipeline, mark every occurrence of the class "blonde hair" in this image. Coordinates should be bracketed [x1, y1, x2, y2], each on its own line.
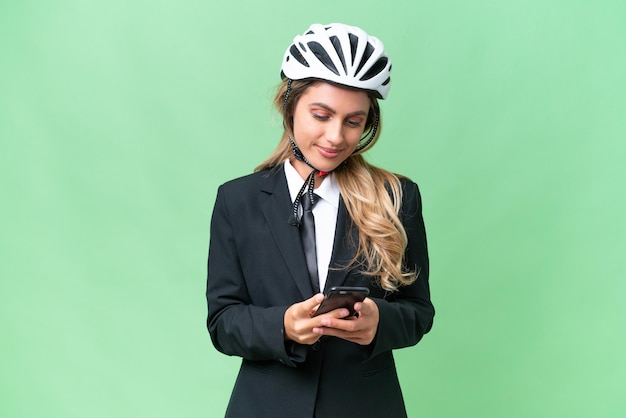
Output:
[256, 79, 416, 291]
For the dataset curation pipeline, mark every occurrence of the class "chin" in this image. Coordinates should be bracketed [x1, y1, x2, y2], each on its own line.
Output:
[314, 156, 349, 173]
[315, 161, 343, 173]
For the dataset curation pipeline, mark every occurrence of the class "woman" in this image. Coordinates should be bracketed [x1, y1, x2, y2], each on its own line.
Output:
[206, 23, 434, 418]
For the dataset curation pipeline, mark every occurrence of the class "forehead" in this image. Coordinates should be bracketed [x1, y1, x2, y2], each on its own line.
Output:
[298, 82, 371, 112]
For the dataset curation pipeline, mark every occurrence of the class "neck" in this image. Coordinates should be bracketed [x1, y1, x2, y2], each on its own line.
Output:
[290, 158, 325, 188]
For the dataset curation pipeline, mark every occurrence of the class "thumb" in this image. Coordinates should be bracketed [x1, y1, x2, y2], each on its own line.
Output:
[302, 293, 324, 312]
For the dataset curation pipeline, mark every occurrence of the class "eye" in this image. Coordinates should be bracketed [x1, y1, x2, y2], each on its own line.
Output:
[312, 112, 330, 121]
[345, 118, 364, 128]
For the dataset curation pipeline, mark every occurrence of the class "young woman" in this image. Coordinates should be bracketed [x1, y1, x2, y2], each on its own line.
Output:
[206, 23, 434, 418]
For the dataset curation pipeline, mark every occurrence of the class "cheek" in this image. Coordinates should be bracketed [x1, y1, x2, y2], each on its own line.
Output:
[345, 131, 364, 151]
[293, 119, 320, 141]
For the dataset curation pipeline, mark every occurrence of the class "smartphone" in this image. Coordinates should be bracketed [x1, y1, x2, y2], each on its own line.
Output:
[312, 286, 370, 317]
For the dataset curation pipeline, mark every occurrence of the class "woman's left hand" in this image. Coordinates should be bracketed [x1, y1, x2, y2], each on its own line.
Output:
[312, 298, 379, 345]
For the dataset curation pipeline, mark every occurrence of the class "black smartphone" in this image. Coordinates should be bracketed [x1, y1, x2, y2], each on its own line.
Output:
[312, 286, 370, 317]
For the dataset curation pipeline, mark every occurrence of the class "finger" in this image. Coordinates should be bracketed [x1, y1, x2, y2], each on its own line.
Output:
[301, 293, 324, 313]
[312, 326, 360, 342]
[354, 298, 375, 315]
[319, 315, 358, 331]
[314, 307, 351, 321]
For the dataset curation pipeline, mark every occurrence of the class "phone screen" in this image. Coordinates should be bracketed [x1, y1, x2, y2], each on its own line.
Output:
[312, 286, 369, 317]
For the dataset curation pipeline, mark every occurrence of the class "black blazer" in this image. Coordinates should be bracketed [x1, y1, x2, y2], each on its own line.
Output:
[206, 165, 434, 418]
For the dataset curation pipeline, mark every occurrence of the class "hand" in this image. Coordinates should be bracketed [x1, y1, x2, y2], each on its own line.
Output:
[284, 294, 350, 345]
[312, 298, 380, 345]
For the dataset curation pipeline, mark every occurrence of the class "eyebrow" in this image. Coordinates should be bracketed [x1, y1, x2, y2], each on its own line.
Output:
[309, 102, 368, 117]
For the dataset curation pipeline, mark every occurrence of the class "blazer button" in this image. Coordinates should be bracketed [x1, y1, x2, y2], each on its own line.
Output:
[312, 341, 321, 351]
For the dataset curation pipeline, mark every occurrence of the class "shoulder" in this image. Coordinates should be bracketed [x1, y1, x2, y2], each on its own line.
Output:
[213, 165, 287, 213]
[356, 164, 424, 208]
[364, 163, 421, 194]
[396, 175, 421, 198]
[218, 166, 284, 193]
[218, 171, 261, 192]
[395, 174, 417, 188]
[392, 174, 424, 216]
[371, 169, 422, 203]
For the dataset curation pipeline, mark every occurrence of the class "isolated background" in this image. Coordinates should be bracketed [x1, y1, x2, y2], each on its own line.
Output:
[2, 0, 625, 417]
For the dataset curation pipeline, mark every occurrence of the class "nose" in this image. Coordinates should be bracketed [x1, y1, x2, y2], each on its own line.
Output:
[324, 120, 344, 144]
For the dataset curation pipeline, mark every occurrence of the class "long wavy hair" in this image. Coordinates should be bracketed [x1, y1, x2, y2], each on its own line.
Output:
[256, 79, 416, 292]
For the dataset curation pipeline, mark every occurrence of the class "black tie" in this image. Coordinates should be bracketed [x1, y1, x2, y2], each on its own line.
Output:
[300, 194, 320, 294]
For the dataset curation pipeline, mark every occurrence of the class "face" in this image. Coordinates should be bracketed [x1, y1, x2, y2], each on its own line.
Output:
[291, 82, 370, 178]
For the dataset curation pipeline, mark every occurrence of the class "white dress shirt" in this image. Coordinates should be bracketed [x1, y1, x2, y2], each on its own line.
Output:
[284, 160, 339, 293]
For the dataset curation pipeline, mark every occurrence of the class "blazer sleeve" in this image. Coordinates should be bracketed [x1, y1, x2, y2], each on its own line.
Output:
[369, 178, 435, 358]
[206, 184, 302, 367]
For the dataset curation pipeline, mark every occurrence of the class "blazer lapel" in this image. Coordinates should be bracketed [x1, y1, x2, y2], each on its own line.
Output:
[324, 197, 358, 292]
[260, 166, 314, 299]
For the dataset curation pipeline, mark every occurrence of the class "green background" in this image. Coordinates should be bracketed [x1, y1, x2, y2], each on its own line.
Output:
[2, 0, 625, 417]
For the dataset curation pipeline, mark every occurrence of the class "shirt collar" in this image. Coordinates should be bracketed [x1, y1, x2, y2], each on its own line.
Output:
[284, 159, 340, 209]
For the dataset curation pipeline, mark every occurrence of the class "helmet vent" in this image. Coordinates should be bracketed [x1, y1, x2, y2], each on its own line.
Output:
[360, 57, 388, 81]
[329, 36, 347, 74]
[290, 45, 310, 67]
[355, 42, 375, 76]
[307, 41, 339, 76]
[348, 33, 358, 65]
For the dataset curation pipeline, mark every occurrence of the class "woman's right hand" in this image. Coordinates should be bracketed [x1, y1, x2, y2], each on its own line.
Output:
[283, 293, 348, 345]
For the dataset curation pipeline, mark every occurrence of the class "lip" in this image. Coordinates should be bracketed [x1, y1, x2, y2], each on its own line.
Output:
[316, 145, 343, 158]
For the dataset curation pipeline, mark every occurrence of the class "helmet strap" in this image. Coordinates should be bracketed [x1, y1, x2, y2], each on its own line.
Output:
[355, 109, 379, 152]
[287, 135, 334, 226]
[282, 78, 292, 114]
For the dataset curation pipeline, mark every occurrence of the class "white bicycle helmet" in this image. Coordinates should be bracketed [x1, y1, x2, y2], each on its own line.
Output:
[281, 23, 392, 99]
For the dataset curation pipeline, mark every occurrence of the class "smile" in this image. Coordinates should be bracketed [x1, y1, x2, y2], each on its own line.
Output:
[316, 146, 343, 158]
